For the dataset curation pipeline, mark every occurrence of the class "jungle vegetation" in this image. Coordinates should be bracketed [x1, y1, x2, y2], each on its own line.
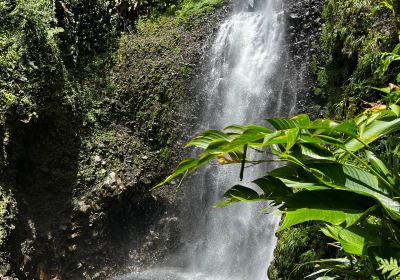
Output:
[1, 0, 400, 279]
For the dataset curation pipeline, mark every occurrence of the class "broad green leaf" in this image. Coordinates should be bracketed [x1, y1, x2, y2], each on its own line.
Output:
[206, 139, 234, 154]
[305, 162, 400, 221]
[333, 119, 358, 136]
[365, 150, 397, 186]
[253, 176, 292, 202]
[224, 125, 248, 134]
[206, 129, 266, 154]
[267, 117, 299, 130]
[267, 114, 312, 130]
[292, 114, 311, 127]
[269, 165, 330, 190]
[393, 43, 400, 55]
[309, 119, 337, 130]
[224, 124, 272, 134]
[262, 130, 283, 145]
[321, 224, 382, 256]
[284, 154, 308, 168]
[300, 135, 344, 146]
[215, 185, 266, 207]
[299, 143, 335, 160]
[186, 130, 231, 148]
[242, 124, 272, 134]
[153, 154, 216, 189]
[345, 117, 400, 152]
[223, 185, 260, 201]
[390, 104, 400, 117]
[277, 190, 376, 231]
[285, 127, 300, 151]
[279, 209, 364, 232]
[341, 109, 400, 155]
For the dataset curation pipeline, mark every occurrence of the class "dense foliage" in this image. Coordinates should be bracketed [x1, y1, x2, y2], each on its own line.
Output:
[314, 0, 400, 117]
[267, 2, 400, 276]
[0, 0, 65, 127]
[157, 100, 400, 278]
[2, 0, 399, 278]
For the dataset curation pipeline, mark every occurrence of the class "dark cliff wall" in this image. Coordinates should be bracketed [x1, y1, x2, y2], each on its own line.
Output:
[0, 1, 227, 279]
[282, 0, 324, 118]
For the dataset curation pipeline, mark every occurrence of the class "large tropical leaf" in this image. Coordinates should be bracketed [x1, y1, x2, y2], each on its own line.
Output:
[205, 128, 267, 154]
[154, 106, 400, 280]
[277, 190, 377, 231]
[253, 176, 292, 201]
[186, 129, 231, 149]
[153, 154, 216, 189]
[321, 224, 382, 256]
[269, 165, 331, 190]
[365, 150, 399, 187]
[303, 162, 400, 222]
[215, 185, 267, 207]
[224, 124, 272, 134]
[297, 143, 336, 161]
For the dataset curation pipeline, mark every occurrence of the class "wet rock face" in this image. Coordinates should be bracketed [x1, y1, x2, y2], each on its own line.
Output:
[285, 0, 323, 58]
[1, 5, 230, 280]
[282, 0, 324, 117]
[67, 9, 230, 279]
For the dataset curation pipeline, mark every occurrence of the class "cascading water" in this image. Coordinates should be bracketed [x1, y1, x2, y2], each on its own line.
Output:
[118, 0, 299, 279]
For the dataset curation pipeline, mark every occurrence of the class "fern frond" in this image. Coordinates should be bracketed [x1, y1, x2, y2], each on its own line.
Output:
[378, 258, 400, 279]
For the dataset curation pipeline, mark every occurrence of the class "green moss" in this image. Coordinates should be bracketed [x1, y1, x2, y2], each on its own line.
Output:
[160, 147, 172, 161]
[135, 0, 224, 26]
[73, 0, 221, 206]
[178, 0, 224, 19]
[111, 7, 216, 151]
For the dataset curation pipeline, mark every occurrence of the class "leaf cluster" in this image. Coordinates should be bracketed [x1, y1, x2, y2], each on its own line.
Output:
[155, 104, 400, 278]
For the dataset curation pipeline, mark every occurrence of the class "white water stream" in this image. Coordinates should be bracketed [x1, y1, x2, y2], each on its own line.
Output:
[118, 0, 298, 279]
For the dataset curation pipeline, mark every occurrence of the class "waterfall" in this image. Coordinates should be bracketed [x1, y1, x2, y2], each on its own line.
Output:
[118, 0, 299, 279]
